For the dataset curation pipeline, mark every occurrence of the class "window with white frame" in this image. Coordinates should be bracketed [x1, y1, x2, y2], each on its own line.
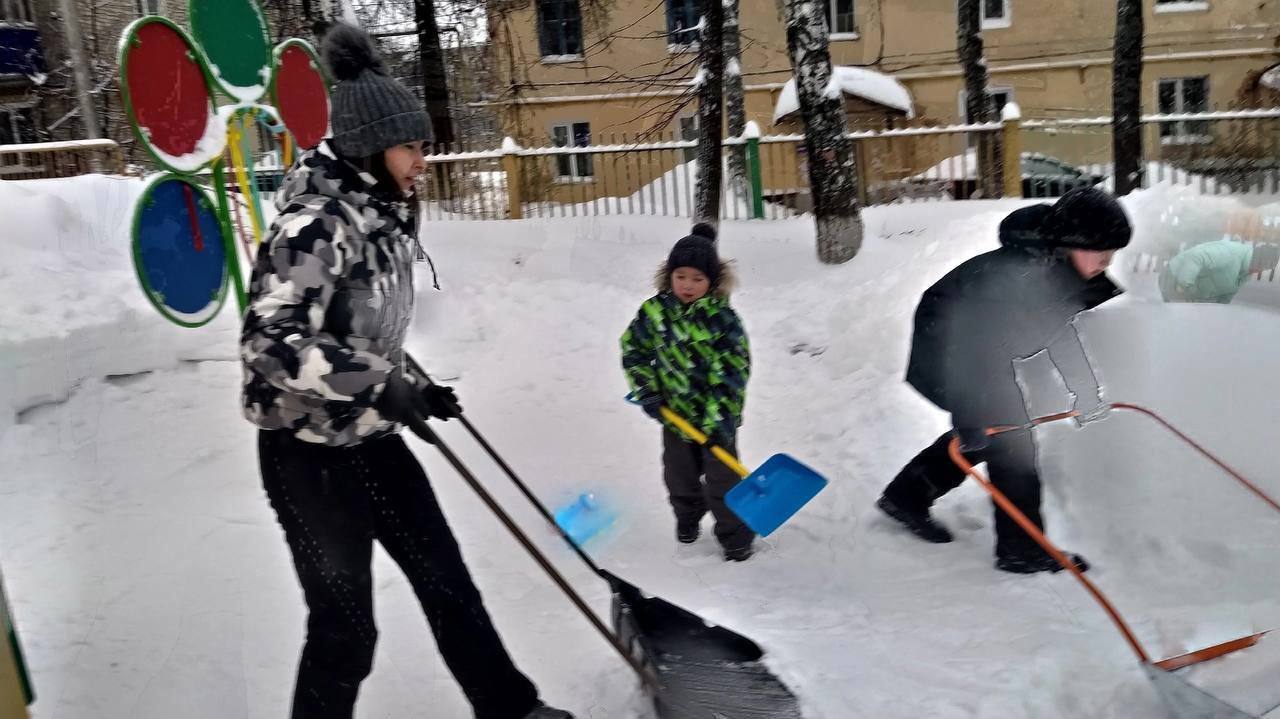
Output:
[136, 0, 165, 15]
[960, 87, 1013, 123]
[1157, 77, 1210, 142]
[980, 0, 1010, 29]
[666, 0, 701, 48]
[678, 114, 699, 162]
[552, 122, 593, 179]
[1, 0, 37, 23]
[537, 0, 583, 58]
[823, 0, 856, 36]
[960, 87, 1012, 149]
[0, 104, 40, 170]
[0, 105, 38, 145]
[1155, 0, 1209, 12]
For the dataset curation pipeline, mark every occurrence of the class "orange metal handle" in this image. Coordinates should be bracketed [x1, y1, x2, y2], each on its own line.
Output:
[953, 401, 1280, 670]
[947, 436, 1152, 664]
[1110, 402, 1280, 516]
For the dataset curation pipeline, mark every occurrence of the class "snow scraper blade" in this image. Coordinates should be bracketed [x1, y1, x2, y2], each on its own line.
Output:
[655, 406, 828, 537]
[949, 403, 1280, 719]
[1143, 665, 1257, 719]
[603, 570, 804, 718]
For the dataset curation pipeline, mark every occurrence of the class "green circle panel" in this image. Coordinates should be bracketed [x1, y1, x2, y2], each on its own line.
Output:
[189, 0, 272, 101]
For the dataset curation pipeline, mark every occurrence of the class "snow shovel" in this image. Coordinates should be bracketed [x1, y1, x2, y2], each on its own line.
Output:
[949, 403, 1280, 718]
[405, 357, 804, 718]
[655, 406, 828, 537]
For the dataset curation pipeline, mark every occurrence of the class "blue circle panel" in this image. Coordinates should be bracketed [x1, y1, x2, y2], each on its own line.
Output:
[137, 179, 226, 316]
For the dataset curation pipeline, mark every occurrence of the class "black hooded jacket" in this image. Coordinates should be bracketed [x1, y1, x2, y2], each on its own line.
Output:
[905, 205, 1123, 428]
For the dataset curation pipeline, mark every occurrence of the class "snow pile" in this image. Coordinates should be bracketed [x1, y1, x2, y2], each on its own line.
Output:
[1259, 65, 1280, 92]
[0, 175, 240, 436]
[3, 192, 1280, 718]
[773, 66, 915, 123]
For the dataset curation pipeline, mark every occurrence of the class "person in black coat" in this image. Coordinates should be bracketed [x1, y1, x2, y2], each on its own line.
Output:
[878, 188, 1131, 574]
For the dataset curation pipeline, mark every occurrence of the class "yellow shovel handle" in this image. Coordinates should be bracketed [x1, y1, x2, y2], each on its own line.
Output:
[659, 406, 750, 479]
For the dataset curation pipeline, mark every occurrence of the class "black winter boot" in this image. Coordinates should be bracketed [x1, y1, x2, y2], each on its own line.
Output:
[877, 495, 954, 544]
[996, 551, 1090, 574]
[676, 519, 700, 544]
[723, 542, 754, 562]
[522, 704, 574, 719]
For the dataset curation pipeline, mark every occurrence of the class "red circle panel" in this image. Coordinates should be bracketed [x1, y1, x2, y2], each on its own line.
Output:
[276, 45, 330, 150]
[124, 22, 211, 158]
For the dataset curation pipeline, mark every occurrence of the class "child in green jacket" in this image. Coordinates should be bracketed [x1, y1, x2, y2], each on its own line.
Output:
[620, 223, 755, 561]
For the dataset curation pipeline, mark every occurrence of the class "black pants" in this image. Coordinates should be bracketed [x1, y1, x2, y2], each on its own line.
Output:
[662, 428, 754, 551]
[883, 430, 1045, 558]
[258, 430, 539, 719]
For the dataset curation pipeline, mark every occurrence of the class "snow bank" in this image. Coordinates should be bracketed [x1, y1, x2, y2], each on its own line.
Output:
[4, 186, 1280, 718]
[773, 66, 915, 123]
[0, 175, 240, 435]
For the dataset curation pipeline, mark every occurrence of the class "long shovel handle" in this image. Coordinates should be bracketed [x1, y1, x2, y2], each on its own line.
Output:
[403, 413, 660, 689]
[404, 356, 607, 577]
[658, 407, 751, 479]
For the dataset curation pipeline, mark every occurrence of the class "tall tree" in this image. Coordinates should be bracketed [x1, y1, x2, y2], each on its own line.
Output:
[1112, 0, 1144, 195]
[723, 0, 748, 196]
[781, 0, 861, 263]
[957, 0, 1000, 198]
[415, 0, 456, 147]
[694, 0, 725, 225]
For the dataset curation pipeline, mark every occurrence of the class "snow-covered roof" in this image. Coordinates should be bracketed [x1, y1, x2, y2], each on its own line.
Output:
[1261, 66, 1280, 92]
[773, 66, 914, 123]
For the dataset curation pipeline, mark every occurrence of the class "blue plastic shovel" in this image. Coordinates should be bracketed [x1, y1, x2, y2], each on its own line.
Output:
[656, 406, 828, 537]
[553, 492, 618, 547]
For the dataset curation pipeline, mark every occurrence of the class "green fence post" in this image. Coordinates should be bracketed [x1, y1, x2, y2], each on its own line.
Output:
[745, 121, 765, 219]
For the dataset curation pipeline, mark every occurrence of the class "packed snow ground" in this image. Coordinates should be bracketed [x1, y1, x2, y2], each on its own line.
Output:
[2, 176, 1280, 718]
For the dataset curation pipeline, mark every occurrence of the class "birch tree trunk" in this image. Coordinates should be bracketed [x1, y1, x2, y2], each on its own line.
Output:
[782, 0, 861, 263]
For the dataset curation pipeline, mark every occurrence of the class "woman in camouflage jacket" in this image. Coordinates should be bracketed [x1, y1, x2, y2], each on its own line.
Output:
[240, 24, 571, 719]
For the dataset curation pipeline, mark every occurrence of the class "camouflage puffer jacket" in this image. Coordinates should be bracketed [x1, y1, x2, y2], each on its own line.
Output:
[240, 141, 422, 446]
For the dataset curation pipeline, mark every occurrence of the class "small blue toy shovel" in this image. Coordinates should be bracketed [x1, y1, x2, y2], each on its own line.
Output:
[657, 406, 828, 537]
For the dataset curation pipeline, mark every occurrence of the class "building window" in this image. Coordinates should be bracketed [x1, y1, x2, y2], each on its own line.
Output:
[1155, 0, 1209, 12]
[537, 0, 583, 58]
[823, 0, 856, 36]
[1158, 77, 1210, 142]
[136, 0, 165, 15]
[667, 0, 701, 48]
[980, 0, 1011, 29]
[679, 115, 699, 162]
[960, 87, 1012, 123]
[0, 105, 38, 145]
[1, 0, 37, 23]
[552, 122, 592, 179]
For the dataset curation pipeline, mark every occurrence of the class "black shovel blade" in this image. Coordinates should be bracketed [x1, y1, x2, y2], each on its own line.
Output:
[600, 570, 803, 718]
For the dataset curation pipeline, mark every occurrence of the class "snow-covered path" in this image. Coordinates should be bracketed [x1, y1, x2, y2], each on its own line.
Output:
[3, 179, 1279, 718]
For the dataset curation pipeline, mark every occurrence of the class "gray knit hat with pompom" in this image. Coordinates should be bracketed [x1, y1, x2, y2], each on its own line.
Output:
[322, 23, 432, 158]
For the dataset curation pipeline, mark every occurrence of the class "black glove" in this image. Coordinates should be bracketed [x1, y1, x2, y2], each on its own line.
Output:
[639, 396, 663, 420]
[420, 383, 461, 420]
[376, 371, 424, 424]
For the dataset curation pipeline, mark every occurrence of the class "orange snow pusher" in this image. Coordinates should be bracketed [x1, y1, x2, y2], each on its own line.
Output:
[949, 403, 1280, 719]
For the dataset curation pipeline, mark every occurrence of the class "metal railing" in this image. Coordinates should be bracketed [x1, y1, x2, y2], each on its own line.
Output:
[0, 139, 126, 180]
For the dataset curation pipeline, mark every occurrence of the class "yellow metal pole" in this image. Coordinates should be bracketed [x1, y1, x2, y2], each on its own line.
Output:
[659, 407, 751, 478]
